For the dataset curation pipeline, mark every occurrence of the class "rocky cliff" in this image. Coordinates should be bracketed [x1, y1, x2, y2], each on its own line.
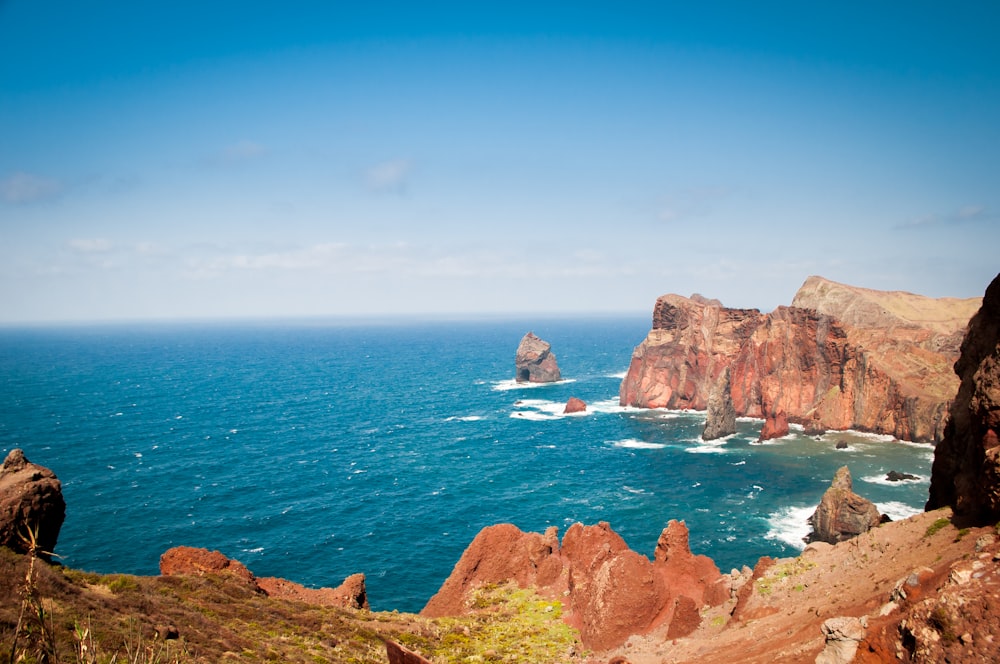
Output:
[619, 276, 980, 442]
[0, 449, 65, 559]
[421, 520, 728, 651]
[927, 272, 1000, 522]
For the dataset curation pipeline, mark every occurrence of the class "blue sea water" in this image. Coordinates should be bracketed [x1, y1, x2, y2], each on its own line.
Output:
[0, 318, 934, 612]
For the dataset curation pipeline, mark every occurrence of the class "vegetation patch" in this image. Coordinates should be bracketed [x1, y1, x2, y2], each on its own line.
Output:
[924, 517, 951, 538]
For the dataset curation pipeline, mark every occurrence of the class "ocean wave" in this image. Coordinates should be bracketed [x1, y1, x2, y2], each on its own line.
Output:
[686, 441, 729, 454]
[445, 415, 485, 422]
[877, 501, 924, 521]
[492, 378, 577, 391]
[860, 473, 927, 486]
[607, 371, 628, 379]
[764, 505, 814, 550]
[610, 439, 667, 450]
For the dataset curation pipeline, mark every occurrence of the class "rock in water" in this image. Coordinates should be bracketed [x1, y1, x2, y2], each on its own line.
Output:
[0, 449, 65, 559]
[886, 470, 919, 482]
[807, 466, 882, 544]
[927, 272, 1000, 523]
[758, 410, 789, 442]
[703, 367, 736, 440]
[563, 397, 587, 414]
[514, 332, 561, 383]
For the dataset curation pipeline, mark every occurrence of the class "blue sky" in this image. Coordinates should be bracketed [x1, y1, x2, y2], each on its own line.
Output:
[1, 2, 998, 322]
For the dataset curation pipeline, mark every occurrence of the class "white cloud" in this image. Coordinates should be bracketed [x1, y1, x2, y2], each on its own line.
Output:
[1, 172, 62, 203]
[365, 158, 412, 193]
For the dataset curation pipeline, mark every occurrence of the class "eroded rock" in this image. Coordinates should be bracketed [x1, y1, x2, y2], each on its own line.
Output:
[515, 332, 561, 383]
[807, 466, 881, 544]
[703, 368, 736, 441]
[0, 449, 66, 559]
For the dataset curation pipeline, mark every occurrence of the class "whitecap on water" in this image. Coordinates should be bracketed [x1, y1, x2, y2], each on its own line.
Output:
[861, 473, 926, 486]
[606, 371, 628, 379]
[877, 501, 924, 521]
[492, 378, 577, 391]
[764, 505, 815, 550]
[610, 439, 666, 450]
[445, 415, 485, 422]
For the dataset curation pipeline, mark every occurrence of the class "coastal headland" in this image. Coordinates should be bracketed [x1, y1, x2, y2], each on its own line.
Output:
[2, 273, 999, 663]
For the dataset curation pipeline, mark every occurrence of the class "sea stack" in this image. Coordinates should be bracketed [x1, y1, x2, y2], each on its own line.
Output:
[514, 332, 561, 383]
[703, 367, 736, 441]
[807, 466, 881, 544]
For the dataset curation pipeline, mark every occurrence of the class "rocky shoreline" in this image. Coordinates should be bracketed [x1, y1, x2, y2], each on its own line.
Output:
[2, 273, 998, 663]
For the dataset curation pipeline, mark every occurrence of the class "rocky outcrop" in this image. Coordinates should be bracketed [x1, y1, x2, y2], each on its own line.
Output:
[927, 272, 1000, 522]
[422, 520, 727, 651]
[619, 277, 980, 442]
[0, 449, 65, 559]
[702, 368, 736, 441]
[515, 332, 561, 383]
[564, 397, 587, 414]
[385, 640, 433, 664]
[807, 466, 881, 544]
[758, 410, 789, 442]
[160, 545, 368, 608]
[257, 573, 369, 609]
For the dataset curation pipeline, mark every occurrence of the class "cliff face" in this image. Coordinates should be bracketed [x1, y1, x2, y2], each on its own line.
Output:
[619, 276, 980, 442]
[927, 272, 1000, 522]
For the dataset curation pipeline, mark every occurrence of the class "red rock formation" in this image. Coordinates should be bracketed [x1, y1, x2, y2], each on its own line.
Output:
[620, 277, 980, 442]
[421, 520, 726, 651]
[159, 546, 259, 587]
[807, 466, 881, 544]
[703, 368, 736, 441]
[758, 410, 789, 442]
[385, 640, 433, 664]
[257, 572, 369, 609]
[564, 397, 587, 414]
[0, 449, 65, 559]
[927, 272, 1000, 522]
[422, 523, 564, 617]
[515, 332, 561, 383]
[160, 545, 367, 608]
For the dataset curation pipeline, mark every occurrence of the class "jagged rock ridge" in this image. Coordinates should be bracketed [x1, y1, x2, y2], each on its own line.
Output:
[421, 520, 729, 651]
[619, 276, 980, 442]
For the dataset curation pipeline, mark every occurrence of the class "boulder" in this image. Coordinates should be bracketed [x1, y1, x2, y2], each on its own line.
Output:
[515, 332, 561, 383]
[807, 466, 882, 544]
[563, 397, 587, 414]
[0, 449, 65, 559]
[816, 616, 866, 664]
[886, 470, 919, 482]
[927, 272, 1000, 523]
[702, 368, 736, 441]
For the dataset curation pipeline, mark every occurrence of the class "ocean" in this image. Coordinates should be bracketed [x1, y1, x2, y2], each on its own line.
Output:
[0, 318, 934, 612]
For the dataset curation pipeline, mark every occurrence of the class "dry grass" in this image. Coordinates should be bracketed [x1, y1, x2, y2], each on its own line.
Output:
[0, 549, 582, 663]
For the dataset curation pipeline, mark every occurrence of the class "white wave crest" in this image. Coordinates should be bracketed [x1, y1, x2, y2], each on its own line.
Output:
[611, 439, 666, 450]
[492, 378, 577, 391]
[445, 415, 485, 422]
[877, 501, 924, 521]
[860, 473, 926, 486]
[764, 505, 815, 550]
[607, 371, 628, 379]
